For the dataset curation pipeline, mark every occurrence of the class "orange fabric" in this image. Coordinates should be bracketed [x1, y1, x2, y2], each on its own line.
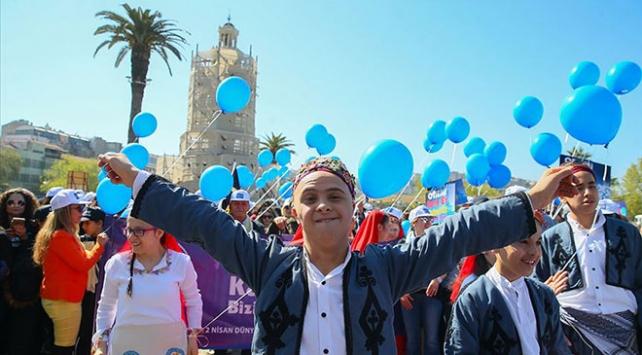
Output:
[41, 229, 104, 302]
[350, 210, 386, 254]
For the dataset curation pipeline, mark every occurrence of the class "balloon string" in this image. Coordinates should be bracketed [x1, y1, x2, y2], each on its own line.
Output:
[251, 169, 288, 207]
[551, 201, 567, 220]
[160, 110, 223, 177]
[477, 185, 482, 196]
[200, 289, 252, 332]
[603, 147, 609, 182]
[401, 187, 426, 215]
[255, 184, 292, 220]
[564, 133, 569, 145]
[449, 144, 457, 168]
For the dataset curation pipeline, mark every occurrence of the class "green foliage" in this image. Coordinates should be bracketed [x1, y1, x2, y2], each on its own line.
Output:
[0, 147, 22, 191]
[566, 146, 592, 160]
[259, 132, 295, 157]
[463, 180, 503, 199]
[40, 155, 99, 192]
[612, 157, 642, 217]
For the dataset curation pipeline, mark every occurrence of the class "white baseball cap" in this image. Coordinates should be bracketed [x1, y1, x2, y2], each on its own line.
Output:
[50, 189, 90, 211]
[409, 205, 432, 223]
[504, 185, 528, 196]
[46, 186, 64, 198]
[230, 190, 251, 202]
[382, 206, 403, 220]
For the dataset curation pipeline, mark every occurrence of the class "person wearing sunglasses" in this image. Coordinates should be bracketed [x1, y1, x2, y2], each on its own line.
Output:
[93, 217, 202, 355]
[33, 189, 107, 355]
[0, 187, 39, 237]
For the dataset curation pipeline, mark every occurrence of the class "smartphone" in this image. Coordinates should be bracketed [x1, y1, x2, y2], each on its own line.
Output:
[10, 217, 26, 226]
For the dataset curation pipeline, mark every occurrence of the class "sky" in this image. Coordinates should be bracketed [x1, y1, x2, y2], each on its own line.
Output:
[2, 0, 641, 182]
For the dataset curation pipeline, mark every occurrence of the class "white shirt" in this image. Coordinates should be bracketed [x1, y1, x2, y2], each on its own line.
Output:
[300, 247, 351, 355]
[93, 250, 203, 343]
[557, 212, 637, 314]
[486, 267, 539, 355]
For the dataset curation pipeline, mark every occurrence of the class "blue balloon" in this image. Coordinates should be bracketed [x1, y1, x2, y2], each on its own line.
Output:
[606, 61, 641, 95]
[358, 140, 414, 199]
[487, 164, 512, 189]
[199, 165, 233, 201]
[96, 179, 132, 214]
[316, 134, 336, 155]
[513, 96, 544, 128]
[216, 76, 251, 113]
[401, 220, 411, 236]
[484, 141, 507, 166]
[266, 167, 279, 181]
[131, 112, 157, 138]
[279, 182, 293, 199]
[423, 138, 443, 153]
[255, 178, 266, 189]
[466, 153, 490, 184]
[98, 168, 107, 182]
[569, 61, 600, 89]
[463, 137, 486, 157]
[446, 116, 470, 143]
[278, 166, 290, 178]
[236, 165, 254, 190]
[422, 159, 450, 189]
[426, 120, 447, 145]
[560, 85, 622, 145]
[466, 172, 485, 187]
[305, 124, 329, 148]
[530, 132, 562, 167]
[257, 150, 273, 168]
[275, 148, 291, 166]
[121, 143, 149, 169]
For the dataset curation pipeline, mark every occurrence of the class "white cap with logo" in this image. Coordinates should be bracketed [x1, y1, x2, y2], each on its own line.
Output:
[46, 186, 64, 198]
[50, 189, 90, 211]
[409, 205, 432, 223]
[230, 190, 251, 202]
[382, 206, 403, 220]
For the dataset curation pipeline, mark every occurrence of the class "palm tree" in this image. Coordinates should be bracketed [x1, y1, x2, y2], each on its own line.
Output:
[94, 4, 188, 143]
[259, 133, 295, 155]
[566, 146, 592, 160]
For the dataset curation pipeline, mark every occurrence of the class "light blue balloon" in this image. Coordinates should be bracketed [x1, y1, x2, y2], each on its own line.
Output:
[96, 179, 132, 214]
[426, 120, 447, 145]
[484, 141, 507, 166]
[98, 168, 107, 182]
[530, 132, 562, 167]
[255, 178, 266, 189]
[606, 61, 641, 95]
[278, 166, 290, 178]
[466, 153, 490, 184]
[463, 137, 486, 157]
[305, 124, 328, 148]
[131, 112, 158, 138]
[487, 164, 512, 189]
[513, 96, 544, 128]
[121, 143, 149, 169]
[423, 138, 443, 153]
[279, 182, 293, 199]
[401, 220, 411, 236]
[257, 150, 273, 168]
[466, 172, 485, 187]
[560, 85, 622, 145]
[275, 148, 291, 166]
[316, 134, 336, 155]
[266, 167, 279, 181]
[422, 159, 450, 189]
[216, 76, 251, 113]
[446, 116, 470, 143]
[358, 140, 414, 199]
[236, 165, 254, 190]
[199, 165, 233, 201]
[569, 61, 600, 89]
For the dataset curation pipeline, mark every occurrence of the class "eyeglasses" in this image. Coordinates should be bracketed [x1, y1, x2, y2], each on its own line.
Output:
[7, 200, 25, 207]
[126, 227, 156, 237]
[262, 215, 274, 220]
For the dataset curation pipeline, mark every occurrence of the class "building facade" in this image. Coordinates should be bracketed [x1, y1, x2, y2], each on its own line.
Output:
[177, 19, 259, 190]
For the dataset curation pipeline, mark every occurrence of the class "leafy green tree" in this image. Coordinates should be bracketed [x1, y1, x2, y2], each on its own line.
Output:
[94, 4, 188, 143]
[0, 147, 22, 191]
[40, 155, 99, 192]
[259, 133, 295, 163]
[612, 158, 642, 217]
[566, 146, 592, 160]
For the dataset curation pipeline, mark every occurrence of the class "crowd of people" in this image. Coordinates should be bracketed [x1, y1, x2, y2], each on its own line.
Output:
[1, 154, 640, 354]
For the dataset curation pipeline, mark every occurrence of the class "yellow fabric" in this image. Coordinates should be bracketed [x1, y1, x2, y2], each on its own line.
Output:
[42, 298, 82, 346]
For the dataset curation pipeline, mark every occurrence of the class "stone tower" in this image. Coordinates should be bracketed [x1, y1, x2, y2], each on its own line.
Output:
[177, 18, 258, 191]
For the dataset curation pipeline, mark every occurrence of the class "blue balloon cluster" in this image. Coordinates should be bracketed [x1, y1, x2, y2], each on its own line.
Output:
[121, 143, 149, 170]
[560, 85, 622, 145]
[279, 182, 293, 199]
[255, 178, 267, 189]
[216, 76, 252, 113]
[422, 159, 450, 189]
[446, 116, 470, 143]
[465, 153, 490, 187]
[513, 96, 544, 128]
[257, 150, 273, 168]
[96, 179, 132, 214]
[487, 164, 512, 189]
[306, 124, 336, 155]
[275, 148, 291, 166]
[463, 137, 485, 157]
[236, 165, 255, 190]
[358, 140, 414, 199]
[199, 165, 233, 201]
[464, 140, 511, 188]
[530, 132, 562, 167]
[484, 141, 507, 166]
[132, 112, 158, 138]
[424, 120, 447, 153]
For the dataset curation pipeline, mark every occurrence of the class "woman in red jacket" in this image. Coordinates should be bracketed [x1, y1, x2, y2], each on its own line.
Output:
[32, 189, 107, 355]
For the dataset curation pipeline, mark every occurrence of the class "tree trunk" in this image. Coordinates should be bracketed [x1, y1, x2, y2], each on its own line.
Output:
[127, 48, 151, 143]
